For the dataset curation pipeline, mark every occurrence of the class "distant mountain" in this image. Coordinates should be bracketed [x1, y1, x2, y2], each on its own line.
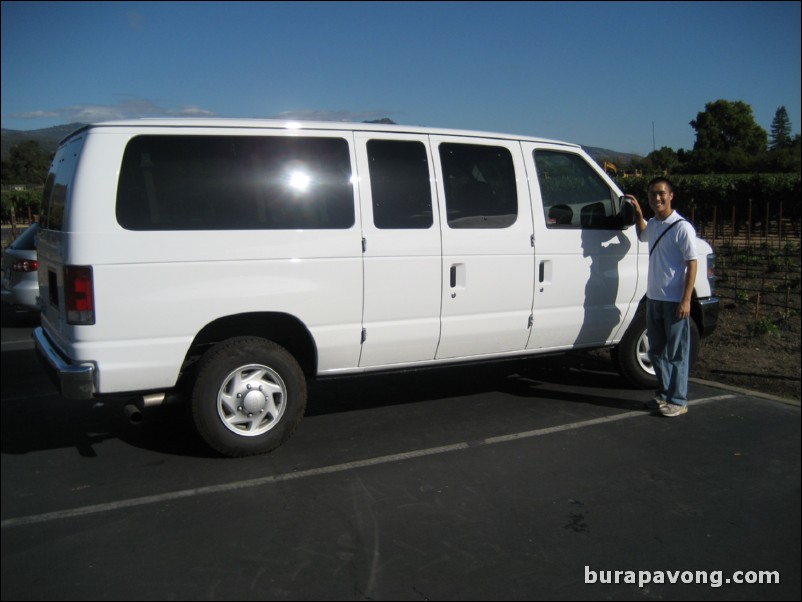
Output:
[1, 123, 85, 160]
[582, 146, 641, 167]
[2, 122, 641, 167]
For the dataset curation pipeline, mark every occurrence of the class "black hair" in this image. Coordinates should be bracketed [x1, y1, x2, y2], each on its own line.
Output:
[647, 176, 673, 193]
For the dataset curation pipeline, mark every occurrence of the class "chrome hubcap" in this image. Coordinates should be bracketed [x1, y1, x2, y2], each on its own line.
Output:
[217, 364, 287, 436]
[636, 330, 656, 376]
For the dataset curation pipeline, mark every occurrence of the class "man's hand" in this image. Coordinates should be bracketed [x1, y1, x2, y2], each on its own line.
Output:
[624, 194, 647, 234]
[676, 299, 692, 320]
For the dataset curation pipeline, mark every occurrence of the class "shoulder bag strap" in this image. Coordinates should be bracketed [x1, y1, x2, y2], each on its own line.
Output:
[649, 219, 686, 257]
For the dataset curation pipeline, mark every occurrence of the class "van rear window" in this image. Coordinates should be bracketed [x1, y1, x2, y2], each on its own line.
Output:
[116, 135, 355, 230]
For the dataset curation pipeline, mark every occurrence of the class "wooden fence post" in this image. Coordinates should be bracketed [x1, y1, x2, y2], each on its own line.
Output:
[747, 198, 752, 247]
[730, 206, 736, 247]
[712, 205, 717, 248]
[754, 291, 761, 323]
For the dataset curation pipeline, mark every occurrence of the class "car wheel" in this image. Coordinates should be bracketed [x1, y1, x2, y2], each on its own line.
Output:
[192, 337, 307, 457]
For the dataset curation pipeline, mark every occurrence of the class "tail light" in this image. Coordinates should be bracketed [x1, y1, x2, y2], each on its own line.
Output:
[707, 253, 717, 295]
[65, 266, 95, 325]
[12, 259, 38, 273]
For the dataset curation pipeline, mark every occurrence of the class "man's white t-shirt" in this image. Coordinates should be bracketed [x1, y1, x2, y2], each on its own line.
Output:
[638, 211, 697, 303]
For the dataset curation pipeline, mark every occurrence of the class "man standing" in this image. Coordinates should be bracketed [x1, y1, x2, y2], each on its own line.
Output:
[627, 178, 697, 417]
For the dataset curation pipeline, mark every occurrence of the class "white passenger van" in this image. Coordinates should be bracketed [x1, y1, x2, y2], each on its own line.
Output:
[34, 119, 718, 456]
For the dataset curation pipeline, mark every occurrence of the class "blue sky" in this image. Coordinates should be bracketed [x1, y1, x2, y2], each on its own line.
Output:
[2, 1, 800, 156]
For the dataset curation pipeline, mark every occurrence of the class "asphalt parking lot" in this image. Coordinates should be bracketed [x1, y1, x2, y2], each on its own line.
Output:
[1, 317, 800, 601]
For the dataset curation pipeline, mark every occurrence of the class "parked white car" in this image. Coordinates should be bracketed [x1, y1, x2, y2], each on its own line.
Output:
[34, 119, 718, 456]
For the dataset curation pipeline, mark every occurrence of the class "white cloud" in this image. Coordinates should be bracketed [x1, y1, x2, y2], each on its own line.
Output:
[170, 105, 217, 117]
[10, 101, 398, 126]
[11, 98, 218, 123]
[10, 110, 61, 119]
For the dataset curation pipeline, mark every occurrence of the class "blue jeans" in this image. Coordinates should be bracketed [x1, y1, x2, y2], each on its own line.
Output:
[647, 300, 690, 406]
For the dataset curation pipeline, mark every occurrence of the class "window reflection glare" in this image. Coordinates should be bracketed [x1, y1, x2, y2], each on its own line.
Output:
[288, 170, 311, 192]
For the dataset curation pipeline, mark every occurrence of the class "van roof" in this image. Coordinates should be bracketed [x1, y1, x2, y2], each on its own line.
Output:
[66, 118, 580, 149]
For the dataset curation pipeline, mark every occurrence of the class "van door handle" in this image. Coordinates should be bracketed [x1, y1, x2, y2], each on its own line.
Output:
[539, 262, 545, 283]
[450, 264, 464, 297]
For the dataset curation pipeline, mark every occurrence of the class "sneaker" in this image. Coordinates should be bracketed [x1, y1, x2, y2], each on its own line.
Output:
[644, 397, 668, 410]
[660, 403, 688, 417]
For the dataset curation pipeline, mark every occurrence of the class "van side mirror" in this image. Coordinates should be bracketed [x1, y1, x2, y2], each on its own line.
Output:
[618, 197, 637, 228]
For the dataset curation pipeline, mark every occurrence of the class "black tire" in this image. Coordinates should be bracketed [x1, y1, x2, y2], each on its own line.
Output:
[613, 308, 700, 389]
[191, 337, 307, 457]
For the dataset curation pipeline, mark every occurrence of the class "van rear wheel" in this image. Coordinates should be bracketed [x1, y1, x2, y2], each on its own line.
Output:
[191, 337, 306, 457]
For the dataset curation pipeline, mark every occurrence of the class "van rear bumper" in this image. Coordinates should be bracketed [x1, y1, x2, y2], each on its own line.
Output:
[33, 327, 96, 400]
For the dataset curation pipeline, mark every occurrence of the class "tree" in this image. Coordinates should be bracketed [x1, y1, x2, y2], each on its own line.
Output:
[688, 100, 768, 173]
[769, 106, 793, 150]
[0, 140, 51, 186]
[641, 146, 679, 174]
[764, 134, 801, 173]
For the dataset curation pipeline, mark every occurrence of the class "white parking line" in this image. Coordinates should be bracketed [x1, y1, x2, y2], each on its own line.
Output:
[1, 393, 736, 529]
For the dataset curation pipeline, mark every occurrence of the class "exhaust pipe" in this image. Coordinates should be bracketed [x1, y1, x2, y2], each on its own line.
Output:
[123, 392, 179, 424]
[124, 403, 144, 425]
[142, 392, 167, 407]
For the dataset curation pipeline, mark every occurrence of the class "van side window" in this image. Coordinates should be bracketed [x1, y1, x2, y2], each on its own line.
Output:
[367, 140, 433, 229]
[534, 150, 616, 229]
[116, 136, 354, 230]
[41, 137, 84, 231]
[41, 170, 63, 231]
[439, 143, 517, 229]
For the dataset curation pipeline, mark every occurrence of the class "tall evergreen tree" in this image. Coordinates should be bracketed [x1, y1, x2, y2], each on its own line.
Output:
[769, 106, 792, 150]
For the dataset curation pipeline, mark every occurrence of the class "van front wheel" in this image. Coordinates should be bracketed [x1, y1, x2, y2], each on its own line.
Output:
[191, 337, 307, 457]
[613, 309, 699, 389]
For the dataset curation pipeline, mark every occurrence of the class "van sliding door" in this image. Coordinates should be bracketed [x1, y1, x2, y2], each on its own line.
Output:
[431, 136, 535, 359]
